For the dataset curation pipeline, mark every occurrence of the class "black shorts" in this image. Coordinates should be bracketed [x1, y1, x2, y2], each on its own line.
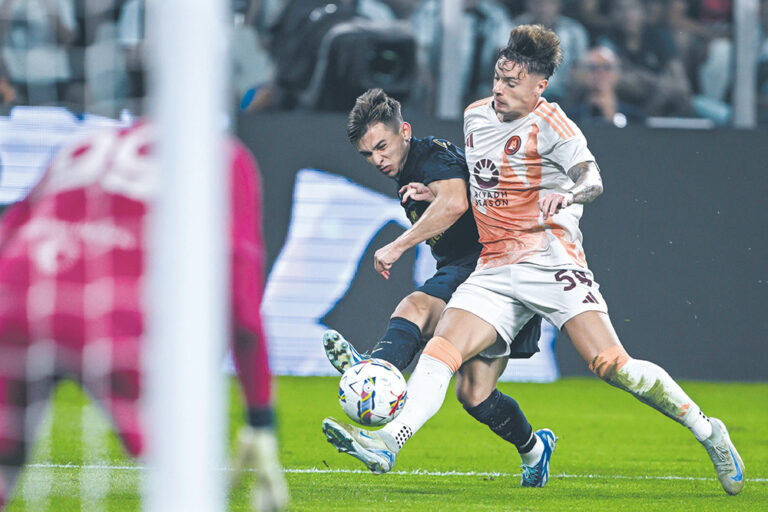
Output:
[416, 256, 477, 303]
[507, 315, 542, 359]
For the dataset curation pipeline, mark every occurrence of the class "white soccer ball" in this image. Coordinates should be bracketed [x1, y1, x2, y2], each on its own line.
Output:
[338, 359, 407, 426]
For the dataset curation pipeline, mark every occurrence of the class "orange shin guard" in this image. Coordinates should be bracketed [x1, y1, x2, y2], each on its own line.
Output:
[422, 336, 463, 373]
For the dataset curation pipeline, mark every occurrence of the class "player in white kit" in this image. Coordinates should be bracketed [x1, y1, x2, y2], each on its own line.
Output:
[322, 24, 745, 495]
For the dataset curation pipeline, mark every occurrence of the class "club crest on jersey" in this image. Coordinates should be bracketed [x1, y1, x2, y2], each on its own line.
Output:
[471, 158, 499, 189]
[504, 136, 521, 155]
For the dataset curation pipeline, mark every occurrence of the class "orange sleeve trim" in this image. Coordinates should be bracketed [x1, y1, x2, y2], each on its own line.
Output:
[535, 103, 576, 139]
[535, 99, 577, 137]
[423, 336, 463, 373]
[464, 97, 493, 114]
[534, 110, 568, 140]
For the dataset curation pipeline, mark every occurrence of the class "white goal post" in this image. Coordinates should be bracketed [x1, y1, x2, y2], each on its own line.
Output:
[145, 1, 230, 511]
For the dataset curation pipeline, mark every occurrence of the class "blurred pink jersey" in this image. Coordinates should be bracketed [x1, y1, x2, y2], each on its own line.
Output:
[0, 122, 271, 460]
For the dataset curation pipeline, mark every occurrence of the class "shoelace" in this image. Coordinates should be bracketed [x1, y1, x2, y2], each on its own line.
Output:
[521, 463, 540, 484]
[712, 444, 732, 470]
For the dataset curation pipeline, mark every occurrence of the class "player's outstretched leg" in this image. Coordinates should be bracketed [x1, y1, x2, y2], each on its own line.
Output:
[701, 418, 745, 495]
[589, 345, 745, 495]
[321, 417, 398, 474]
[520, 429, 557, 487]
[322, 330, 366, 373]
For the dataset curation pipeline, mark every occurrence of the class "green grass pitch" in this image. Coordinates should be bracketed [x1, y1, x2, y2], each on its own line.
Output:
[6, 376, 767, 511]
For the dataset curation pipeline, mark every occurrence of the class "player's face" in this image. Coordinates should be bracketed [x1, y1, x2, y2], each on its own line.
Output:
[357, 121, 412, 180]
[492, 59, 548, 122]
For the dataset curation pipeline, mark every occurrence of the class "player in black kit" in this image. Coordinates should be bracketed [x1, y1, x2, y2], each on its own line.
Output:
[323, 89, 553, 485]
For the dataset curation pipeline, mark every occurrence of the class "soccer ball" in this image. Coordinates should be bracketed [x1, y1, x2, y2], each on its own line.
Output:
[338, 359, 407, 426]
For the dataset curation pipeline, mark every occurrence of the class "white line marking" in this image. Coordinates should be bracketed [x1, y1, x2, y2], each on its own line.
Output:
[25, 464, 767, 482]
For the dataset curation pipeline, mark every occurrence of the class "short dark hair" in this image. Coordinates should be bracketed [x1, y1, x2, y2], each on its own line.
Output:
[347, 88, 403, 145]
[498, 24, 563, 79]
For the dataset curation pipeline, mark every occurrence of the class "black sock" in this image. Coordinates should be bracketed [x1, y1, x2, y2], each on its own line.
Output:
[247, 406, 274, 428]
[464, 389, 535, 453]
[369, 317, 423, 371]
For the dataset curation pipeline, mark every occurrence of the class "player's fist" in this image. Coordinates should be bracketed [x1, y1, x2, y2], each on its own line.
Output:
[231, 426, 289, 512]
[374, 242, 404, 279]
[399, 182, 434, 204]
[538, 191, 574, 219]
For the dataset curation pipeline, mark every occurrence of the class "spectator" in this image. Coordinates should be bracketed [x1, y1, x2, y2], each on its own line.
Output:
[565, 45, 646, 126]
[233, 9, 277, 113]
[596, 0, 691, 116]
[511, 0, 589, 102]
[0, 0, 78, 106]
[563, 0, 613, 44]
[117, 0, 145, 113]
[696, 0, 733, 106]
[411, 0, 514, 110]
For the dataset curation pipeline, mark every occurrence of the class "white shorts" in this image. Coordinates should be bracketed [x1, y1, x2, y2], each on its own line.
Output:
[446, 262, 608, 358]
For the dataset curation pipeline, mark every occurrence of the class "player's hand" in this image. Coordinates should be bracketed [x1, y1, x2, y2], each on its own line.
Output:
[399, 182, 434, 203]
[231, 426, 289, 512]
[374, 242, 404, 279]
[538, 191, 574, 219]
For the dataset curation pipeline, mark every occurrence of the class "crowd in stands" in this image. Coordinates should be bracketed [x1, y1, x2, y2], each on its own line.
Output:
[0, 0, 767, 126]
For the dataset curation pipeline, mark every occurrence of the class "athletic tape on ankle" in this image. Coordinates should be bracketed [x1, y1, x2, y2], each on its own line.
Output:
[588, 345, 630, 380]
[422, 336, 462, 373]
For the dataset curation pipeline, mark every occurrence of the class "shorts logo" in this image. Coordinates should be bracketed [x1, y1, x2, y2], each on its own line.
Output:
[504, 136, 521, 155]
[582, 292, 599, 304]
[471, 158, 499, 189]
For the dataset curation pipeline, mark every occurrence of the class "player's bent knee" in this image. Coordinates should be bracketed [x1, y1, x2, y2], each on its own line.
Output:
[394, 293, 442, 325]
[455, 383, 493, 409]
[423, 336, 462, 373]
[588, 345, 630, 381]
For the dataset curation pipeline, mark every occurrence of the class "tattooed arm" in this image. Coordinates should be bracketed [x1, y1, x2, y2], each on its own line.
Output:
[566, 161, 603, 204]
[538, 161, 603, 218]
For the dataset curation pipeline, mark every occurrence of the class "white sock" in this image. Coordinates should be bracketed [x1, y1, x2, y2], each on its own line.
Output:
[689, 411, 713, 442]
[520, 433, 543, 466]
[611, 359, 712, 441]
[381, 354, 454, 451]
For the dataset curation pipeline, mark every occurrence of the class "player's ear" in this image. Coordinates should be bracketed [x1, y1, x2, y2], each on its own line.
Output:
[536, 78, 548, 96]
[400, 122, 411, 141]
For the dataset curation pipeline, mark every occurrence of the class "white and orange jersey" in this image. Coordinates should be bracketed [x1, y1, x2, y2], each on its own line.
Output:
[463, 97, 596, 270]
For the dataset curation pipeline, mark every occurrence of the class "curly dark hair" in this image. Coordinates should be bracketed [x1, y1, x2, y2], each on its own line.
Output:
[346, 88, 403, 145]
[498, 24, 563, 79]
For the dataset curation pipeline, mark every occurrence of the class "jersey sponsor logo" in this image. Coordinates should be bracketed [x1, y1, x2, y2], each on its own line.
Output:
[471, 158, 499, 189]
[504, 136, 521, 155]
[465, 133, 474, 148]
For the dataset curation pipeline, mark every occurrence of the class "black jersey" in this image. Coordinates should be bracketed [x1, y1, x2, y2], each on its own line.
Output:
[397, 136, 482, 268]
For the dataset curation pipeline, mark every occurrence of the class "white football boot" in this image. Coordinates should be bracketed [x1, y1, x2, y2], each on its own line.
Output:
[322, 417, 396, 474]
[701, 417, 745, 495]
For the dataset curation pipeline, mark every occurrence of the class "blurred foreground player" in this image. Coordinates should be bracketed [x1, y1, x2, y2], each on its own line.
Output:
[0, 122, 288, 511]
[323, 25, 744, 496]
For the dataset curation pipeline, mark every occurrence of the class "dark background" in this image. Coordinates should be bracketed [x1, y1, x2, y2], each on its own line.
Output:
[238, 113, 768, 381]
